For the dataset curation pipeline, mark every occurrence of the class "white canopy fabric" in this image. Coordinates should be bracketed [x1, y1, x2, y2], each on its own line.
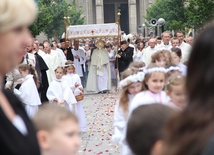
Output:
[62, 23, 120, 39]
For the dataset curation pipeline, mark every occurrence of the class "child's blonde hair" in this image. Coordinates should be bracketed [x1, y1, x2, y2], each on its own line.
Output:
[152, 50, 171, 66]
[18, 64, 40, 88]
[166, 75, 185, 92]
[128, 61, 145, 69]
[32, 104, 78, 132]
[119, 68, 143, 115]
[65, 60, 76, 74]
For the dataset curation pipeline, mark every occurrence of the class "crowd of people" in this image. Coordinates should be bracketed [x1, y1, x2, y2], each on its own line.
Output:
[1, 0, 214, 155]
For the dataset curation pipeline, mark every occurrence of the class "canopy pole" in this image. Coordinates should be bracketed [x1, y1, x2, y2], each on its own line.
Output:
[115, 9, 121, 91]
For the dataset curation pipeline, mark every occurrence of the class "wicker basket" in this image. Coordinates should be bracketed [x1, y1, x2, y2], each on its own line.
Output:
[75, 94, 84, 101]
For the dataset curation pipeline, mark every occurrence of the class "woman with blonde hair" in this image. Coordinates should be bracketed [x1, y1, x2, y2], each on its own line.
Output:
[0, 0, 40, 154]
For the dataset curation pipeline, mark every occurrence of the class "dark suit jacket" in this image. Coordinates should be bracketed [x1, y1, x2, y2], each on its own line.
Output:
[117, 46, 134, 73]
[0, 89, 40, 155]
[61, 47, 74, 61]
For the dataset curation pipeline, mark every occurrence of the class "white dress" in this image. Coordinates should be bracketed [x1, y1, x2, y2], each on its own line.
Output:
[63, 73, 87, 132]
[129, 90, 170, 115]
[112, 94, 135, 155]
[14, 74, 41, 118]
[133, 49, 144, 62]
[178, 62, 187, 76]
[179, 41, 192, 63]
[46, 78, 77, 111]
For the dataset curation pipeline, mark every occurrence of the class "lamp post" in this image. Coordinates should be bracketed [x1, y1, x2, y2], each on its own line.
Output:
[142, 23, 146, 38]
[158, 18, 165, 33]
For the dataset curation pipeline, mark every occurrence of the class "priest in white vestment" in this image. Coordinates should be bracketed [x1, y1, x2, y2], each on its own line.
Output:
[72, 40, 86, 87]
[142, 38, 158, 66]
[175, 31, 192, 63]
[86, 39, 111, 93]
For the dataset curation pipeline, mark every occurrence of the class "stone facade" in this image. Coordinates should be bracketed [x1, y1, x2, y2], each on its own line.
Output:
[66, 0, 155, 35]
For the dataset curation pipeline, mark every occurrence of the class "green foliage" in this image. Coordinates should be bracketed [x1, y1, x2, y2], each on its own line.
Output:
[146, 0, 214, 31]
[146, 0, 186, 31]
[29, 0, 85, 39]
[185, 0, 214, 29]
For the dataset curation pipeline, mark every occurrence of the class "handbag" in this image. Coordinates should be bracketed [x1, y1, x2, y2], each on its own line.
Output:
[75, 93, 84, 101]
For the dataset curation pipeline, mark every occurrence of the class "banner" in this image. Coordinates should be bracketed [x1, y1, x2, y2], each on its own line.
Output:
[63, 23, 120, 39]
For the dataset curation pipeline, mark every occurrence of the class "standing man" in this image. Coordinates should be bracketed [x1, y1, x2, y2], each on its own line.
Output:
[142, 38, 158, 66]
[60, 38, 74, 61]
[157, 31, 172, 51]
[116, 40, 134, 76]
[175, 31, 192, 63]
[72, 40, 86, 87]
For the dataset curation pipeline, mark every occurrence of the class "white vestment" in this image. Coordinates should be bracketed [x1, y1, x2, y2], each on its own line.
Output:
[63, 73, 87, 132]
[45, 51, 61, 83]
[86, 48, 111, 92]
[179, 41, 192, 63]
[156, 42, 172, 51]
[72, 48, 86, 77]
[142, 46, 158, 66]
[46, 78, 77, 111]
[14, 74, 41, 118]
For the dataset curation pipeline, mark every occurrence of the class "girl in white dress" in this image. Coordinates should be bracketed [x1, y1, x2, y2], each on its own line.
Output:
[129, 64, 170, 114]
[14, 64, 41, 118]
[64, 61, 87, 132]
[166, 75, 186, 111]
[46, 66, 76, 110]
[133, 42, 144, 62]
[112, 67, 145, 155]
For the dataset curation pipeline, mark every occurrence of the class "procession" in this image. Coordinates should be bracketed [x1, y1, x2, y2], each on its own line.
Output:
[1, 0, 214, 155]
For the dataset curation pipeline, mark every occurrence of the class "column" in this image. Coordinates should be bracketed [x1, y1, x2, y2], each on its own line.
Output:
[86, 0, 94, 24]
[128, 0, 137, 34]
[95, 0, 104, 24]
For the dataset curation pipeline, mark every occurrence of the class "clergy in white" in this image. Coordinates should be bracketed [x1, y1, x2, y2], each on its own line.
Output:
[72, 40, 86, 77]
[86, 39, 111, 93]
[175, 31, 192, 63]
[142, 38, 158, 66]
[156, 31, 172, 51]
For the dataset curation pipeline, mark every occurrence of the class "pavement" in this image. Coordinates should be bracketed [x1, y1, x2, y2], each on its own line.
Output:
[78, 87, 121, 155]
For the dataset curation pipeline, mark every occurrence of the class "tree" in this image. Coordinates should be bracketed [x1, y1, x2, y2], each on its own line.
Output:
[185, 0, 214, 30]
[29, 0, 85, 39]
[146, 0, 187, 31]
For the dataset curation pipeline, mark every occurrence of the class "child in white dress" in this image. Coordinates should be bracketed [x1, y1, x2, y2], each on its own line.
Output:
[130, 63, 170, 114]
[112, 67, 145, 155]
[63, 61, 87, 132]
[46, 66, 76, 110]
[14, 64, 41, 118]
[166, 75, 186, 110]
[171, 47, 187, 76]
